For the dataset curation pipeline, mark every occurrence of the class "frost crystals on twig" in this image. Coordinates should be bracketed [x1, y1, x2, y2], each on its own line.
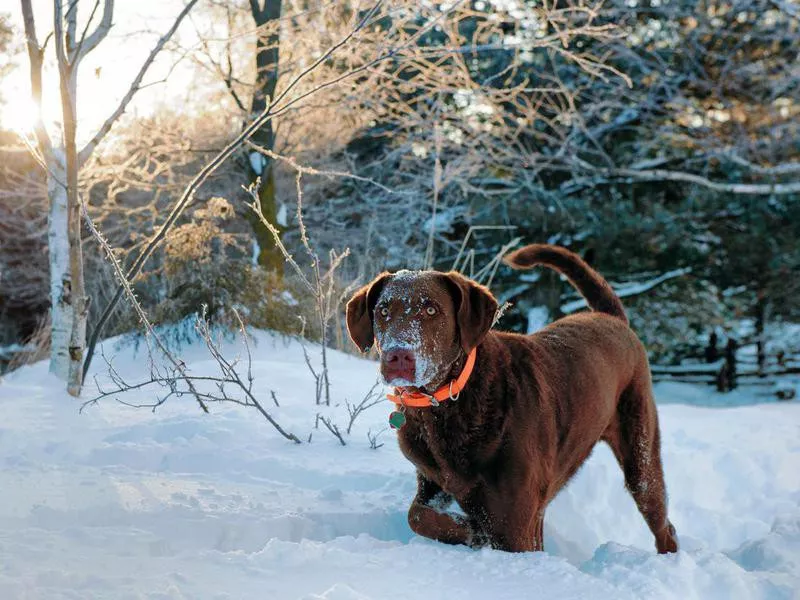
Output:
[244, 172, 354, 407]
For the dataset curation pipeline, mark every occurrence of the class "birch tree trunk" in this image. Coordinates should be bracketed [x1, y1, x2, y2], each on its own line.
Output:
[21, 0, 197, 395]
[46, 150, 73, 380]
[61, 66, 88, 396]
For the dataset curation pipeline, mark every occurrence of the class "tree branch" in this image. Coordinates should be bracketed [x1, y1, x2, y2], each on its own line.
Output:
[74, 0, 114, 63]
[78, 0, 199, 166]
[725, 153, 800, 177]
[561, 166, 800, 196]
[80, 197, 209, 413]
[53, 0, 68, 69]
[65, 0, 78, 56]
[20, 0, 53, 155]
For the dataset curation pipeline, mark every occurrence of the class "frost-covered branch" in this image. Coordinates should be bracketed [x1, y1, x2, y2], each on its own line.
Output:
[245, 172, 352, 407]
[560, 167, 800, 196]
[345, 379, 382, 435]
[80, 199, 209, 413]
[317, 414, 345, 446]
[78, 0, 200, 165]
[82, 307, 302, 444]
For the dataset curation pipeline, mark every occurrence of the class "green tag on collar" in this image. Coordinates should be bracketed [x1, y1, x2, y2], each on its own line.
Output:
[389, 410, 407, 430]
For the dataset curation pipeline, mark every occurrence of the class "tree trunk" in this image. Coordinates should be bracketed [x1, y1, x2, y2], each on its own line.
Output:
[245, 0, 283, 272]
[47, 151, 73, 380]
[61, 64, 87, 396]
[755, 290, 767, 377]
[24, 0, 196, 393]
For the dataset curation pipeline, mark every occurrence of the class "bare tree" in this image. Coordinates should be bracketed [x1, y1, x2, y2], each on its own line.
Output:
[19, 0, 199, 395]
[245, 0, 284, 271]
[82, 0, 394, 378]
[270, 0, 627, 273]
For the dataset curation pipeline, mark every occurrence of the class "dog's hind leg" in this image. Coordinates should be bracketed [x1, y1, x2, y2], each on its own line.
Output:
[606, 378, 679, 554]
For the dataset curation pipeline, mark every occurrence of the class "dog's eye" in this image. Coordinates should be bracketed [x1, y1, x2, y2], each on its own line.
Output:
[425, 306, 437, 316]
[379, 307, 389, 317]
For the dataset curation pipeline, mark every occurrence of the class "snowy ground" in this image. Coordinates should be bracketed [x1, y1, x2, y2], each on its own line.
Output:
[0, 331, 798, 599]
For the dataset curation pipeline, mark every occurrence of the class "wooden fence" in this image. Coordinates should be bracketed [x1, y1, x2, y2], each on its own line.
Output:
[651, 345, 799, 398]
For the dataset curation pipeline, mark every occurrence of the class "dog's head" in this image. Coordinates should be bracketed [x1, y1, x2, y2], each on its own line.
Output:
[346, 270, 497, 391]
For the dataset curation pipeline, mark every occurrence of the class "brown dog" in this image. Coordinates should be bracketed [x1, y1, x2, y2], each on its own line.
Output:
[346, 244, 679, 554]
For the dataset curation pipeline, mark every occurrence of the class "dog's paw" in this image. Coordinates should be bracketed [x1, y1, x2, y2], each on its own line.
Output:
[466, 528, 490, 549]
[655, 521, 679, 554]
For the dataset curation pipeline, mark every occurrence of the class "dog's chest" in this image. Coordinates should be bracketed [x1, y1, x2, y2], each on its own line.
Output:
[398, 409, 481, 494]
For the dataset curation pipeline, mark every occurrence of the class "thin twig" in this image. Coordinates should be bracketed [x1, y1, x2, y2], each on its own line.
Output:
[318, 413, 346, 446]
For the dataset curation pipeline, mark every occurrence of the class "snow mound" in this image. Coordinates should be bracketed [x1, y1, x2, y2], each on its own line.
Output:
[0, 331, 798, 599]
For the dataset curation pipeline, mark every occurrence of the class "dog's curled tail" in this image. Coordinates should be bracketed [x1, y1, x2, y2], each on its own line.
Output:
[503, 244, 628, 325]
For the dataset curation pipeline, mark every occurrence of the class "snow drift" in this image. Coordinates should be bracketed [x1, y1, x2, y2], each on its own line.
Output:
[0, 331, 797, 599]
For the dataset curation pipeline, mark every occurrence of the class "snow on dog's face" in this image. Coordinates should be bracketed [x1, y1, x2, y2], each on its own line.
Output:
[346, 270, 498, 392]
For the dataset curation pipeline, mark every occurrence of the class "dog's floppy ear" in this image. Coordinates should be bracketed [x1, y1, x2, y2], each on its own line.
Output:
[441, 272, 498, 353]
[345, 272, 392, 352]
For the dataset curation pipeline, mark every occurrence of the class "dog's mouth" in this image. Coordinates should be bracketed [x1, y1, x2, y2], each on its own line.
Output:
[381, 366, 438, 394]
[382, 368, 417, 388]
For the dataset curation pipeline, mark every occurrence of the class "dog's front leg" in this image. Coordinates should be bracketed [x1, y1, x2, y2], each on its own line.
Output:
[407, 473, 485, 547]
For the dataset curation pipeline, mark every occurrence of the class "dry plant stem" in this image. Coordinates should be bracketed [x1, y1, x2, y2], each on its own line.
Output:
[492, 301, 512, 328]
[80, 201, 209, 412]
[452, 226, 518, 275]
[424, 124, 443, 269]
[245, 172, 350, 407]
[200, 309, 302, 443]
[299, 331, 324, 406]
[81, 308, 302, 444]
[345, 380, 382, 435]
[472, 236, 523, 287]
[318, 414, 345, 446]
[367, 427, 386, 450]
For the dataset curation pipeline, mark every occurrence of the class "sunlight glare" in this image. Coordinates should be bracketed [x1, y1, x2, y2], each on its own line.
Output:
[2, 96, 42, 135]
[1, 73, 63, 140]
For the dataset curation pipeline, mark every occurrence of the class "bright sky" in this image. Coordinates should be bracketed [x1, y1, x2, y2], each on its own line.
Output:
[1, 0, 203, 145]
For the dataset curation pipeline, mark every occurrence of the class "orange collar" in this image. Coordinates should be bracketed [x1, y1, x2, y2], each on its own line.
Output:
[386, 347, 477, 408]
